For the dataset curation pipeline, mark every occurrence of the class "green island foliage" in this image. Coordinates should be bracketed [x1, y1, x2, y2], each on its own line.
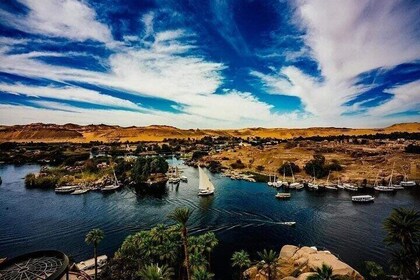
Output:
[132, 156, 169, 184]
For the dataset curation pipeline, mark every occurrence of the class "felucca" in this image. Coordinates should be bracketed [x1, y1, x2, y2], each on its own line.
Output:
[198, 166, 215, 196]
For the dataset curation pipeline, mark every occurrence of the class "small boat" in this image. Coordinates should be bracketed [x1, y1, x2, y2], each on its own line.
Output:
[352, 195, 374, 203]
[198, 167, 215, 196]
[400, 181, 416, 187]
[344, 183, 358, 191]
[71, 189, 89, 195]
[308, 182, 319, 190]
[392, 184, 404, 190]
[400, 174, 416, 187]
[275, 192, 291, 199]
[180, 175, 188, 182]
[373, 168, 395, 192]
[280, 221, 296, 226]
[55, 185, 77, 193]
[102, 169, 121, 192]
[294, 183, 304, 190]
[324, 171, 338, 190]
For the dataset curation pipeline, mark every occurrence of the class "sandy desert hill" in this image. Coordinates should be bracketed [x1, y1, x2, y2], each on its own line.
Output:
[0, 122, 418, 143]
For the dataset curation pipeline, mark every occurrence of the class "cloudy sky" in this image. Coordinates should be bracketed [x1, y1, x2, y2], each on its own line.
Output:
[0, 0, 419, 128]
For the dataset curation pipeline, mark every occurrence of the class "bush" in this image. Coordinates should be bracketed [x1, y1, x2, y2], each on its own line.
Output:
[256, 165, 265, 172]
[231, 159, 245, 169]
[192, 151, 208, 161]
[132, 156, 169, 184]
[327, 159, 342, 171]
[207, 161, 222, 173]
[278, 162, 300, 176]
[25, 173, 58, 189]
[405, 144, 420, 154]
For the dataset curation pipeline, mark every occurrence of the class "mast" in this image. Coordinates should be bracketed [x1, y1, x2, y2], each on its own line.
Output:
[289, 163, 295, 183]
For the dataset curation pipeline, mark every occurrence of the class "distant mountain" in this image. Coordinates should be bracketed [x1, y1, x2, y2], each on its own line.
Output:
[0, 122, 418, 143]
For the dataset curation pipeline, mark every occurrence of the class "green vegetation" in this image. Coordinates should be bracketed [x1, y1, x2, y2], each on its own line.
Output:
[132, 156, 169, 184]
[383, 207, 419, 279]
[307, 263, 340, 280]
[101, 207, 217, 280]
[85, 228, 105, 280]
[257, 249, 278, 280]
[231, 250, 251, 280]
[364, 261, 385, 280]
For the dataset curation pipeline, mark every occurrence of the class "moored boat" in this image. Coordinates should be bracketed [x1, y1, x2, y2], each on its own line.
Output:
[55, 185, 77, 193]
[71, 188, 89, 195]
[344, 183, 358, 191]
[352, 195, 374, 203]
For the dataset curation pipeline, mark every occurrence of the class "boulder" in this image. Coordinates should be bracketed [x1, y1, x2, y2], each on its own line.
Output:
[297, 272, 316, 280]
[280, 245, 299, 260]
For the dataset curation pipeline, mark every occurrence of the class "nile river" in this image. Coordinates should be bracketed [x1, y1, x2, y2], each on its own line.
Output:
[1, 161, 419, 278]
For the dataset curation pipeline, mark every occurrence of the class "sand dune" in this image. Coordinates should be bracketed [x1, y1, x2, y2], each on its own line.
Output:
[0, 122, 418, 143]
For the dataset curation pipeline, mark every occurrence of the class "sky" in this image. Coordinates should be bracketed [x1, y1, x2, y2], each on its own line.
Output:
[0, 0, 419, 128]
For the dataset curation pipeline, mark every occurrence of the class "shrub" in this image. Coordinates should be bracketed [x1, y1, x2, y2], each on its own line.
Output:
[231, 159, 245, 169]
[278, 162, 300, 176]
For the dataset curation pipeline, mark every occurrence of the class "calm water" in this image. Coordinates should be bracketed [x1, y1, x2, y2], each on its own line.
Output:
[1, 162, 419, 279]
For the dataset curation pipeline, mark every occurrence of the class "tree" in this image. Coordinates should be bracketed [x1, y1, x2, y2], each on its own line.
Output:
[307, 263, 341, 280]
[169, 207, 193, 280]
[364, 261, 385, 280]
[383, 208, 420, 279]
[191, 268, 214, 280]
[257, 249, 278, 280]
[304, 154, 328, 179]
[278, 162, 300, 176]
[85, 228, 105, 279]
[137, 264, 174, 280]
[231, 250, 251, 280]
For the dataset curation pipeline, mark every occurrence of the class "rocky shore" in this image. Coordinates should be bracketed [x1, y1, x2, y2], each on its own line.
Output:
[245, 245, 364, 280]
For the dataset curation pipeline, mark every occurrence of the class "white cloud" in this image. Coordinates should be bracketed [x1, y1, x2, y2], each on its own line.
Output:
[0, 83, 141, 110]
[369, 81, 420, 116]
[0, 0, 112, 42]
[255, 0, 420, 120]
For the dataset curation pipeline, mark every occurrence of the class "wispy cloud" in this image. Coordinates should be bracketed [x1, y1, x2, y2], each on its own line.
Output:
[254, 0, 420, 120]
[0, 0, 113, 43]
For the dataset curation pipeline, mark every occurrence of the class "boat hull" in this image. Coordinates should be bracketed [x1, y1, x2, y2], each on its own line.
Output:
[198, 190, 214, 196]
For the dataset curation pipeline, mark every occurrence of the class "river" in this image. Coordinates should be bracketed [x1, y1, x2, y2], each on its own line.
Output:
[0, 162, 419, 278]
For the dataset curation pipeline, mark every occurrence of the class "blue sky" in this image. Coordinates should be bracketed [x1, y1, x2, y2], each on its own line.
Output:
[0, 0, 419, 128]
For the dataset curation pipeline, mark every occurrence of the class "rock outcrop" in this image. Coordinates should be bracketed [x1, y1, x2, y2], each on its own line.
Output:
[244, 245, 364, 280]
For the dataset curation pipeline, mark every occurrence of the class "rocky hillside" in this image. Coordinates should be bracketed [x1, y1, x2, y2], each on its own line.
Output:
[0, 122, 418, 143]
[245, 245, 364, 280]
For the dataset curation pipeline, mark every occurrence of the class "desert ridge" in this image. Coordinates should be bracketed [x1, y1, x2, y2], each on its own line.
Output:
[0, 122, 418, 143]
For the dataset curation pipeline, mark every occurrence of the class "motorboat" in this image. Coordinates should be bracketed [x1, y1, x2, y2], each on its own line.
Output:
[352, 195, 374, 203]
[280, 221, 296, 226]
[198, 167, 215, 196]
[275, 192, 291, 199]
[392, 184, 404, 190]
[55, 185, 77, 193]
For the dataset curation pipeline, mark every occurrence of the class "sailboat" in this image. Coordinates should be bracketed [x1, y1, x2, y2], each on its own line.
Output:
[168, 155, 181, 183]
[324, 171, 338, 190]
[289, 164, 303, 189]
[102, 168, 121, 192]
[198, 167, 215, 196]
[307, 167, 319, 190]
[400, 172, 416, 187]
[373, 169, 395, 192]
[336, 178, 344, 189]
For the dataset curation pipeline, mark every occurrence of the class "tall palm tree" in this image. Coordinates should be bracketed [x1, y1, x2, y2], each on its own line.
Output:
[138, 264, 174, 280]
[168, 207, 193, 280]
[307, 263, 340, 280]
[231, 250, 251, 280]
[85, 228, 105, 279]
[257, 249, 278, 280]
[191, 268, 214, 280]
[383, 207, 420, 279]
[189, 251, 208, 272]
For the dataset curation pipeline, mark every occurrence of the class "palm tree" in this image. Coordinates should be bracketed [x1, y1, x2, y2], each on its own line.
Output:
[307, 263, 340, 280]
[168, 207, 193, 280]
[231, 250, 251, 280]
[202, 232, 218, 269]
[189, 251, 208, 272]
[383, 207, 420, 279]
[257, 249, 278, 280]
[138, 264, 174, 280]
[85, 228, 105, 279]
[192, 268, 214, 280]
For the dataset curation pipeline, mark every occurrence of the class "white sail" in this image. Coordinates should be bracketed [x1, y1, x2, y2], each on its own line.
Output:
[199, 167, 215, 192]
